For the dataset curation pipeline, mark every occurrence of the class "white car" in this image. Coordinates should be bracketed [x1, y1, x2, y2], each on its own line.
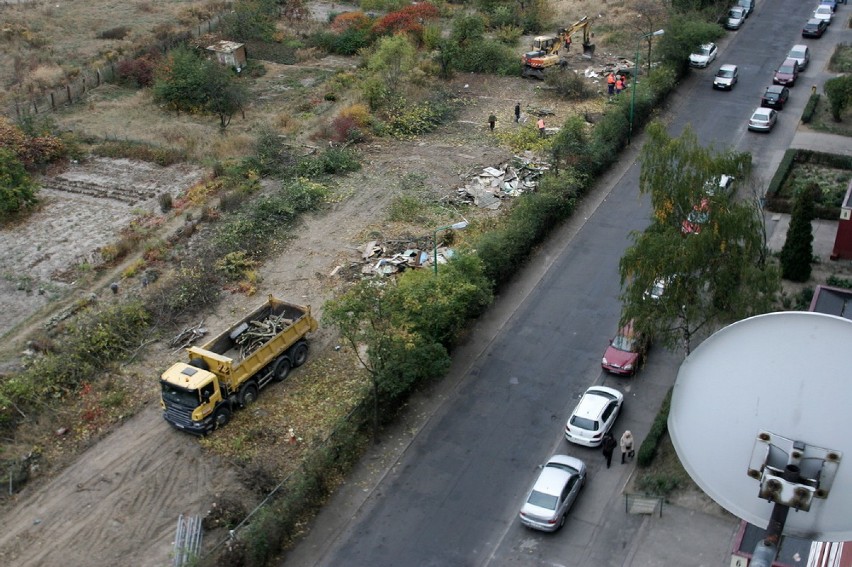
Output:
[748, 107, 778, 132]
[519, 455, 586, 532]
[726, 7, 746, 30]
[689, 43, 718, 68]
[713, 64, 738, 90]
[813, 5, 833, 24]
[564, 386, 624, 447]
[787, 45, 810, 71]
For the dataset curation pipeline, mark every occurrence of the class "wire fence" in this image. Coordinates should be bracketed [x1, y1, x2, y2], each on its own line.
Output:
[3, 9, 230, 119]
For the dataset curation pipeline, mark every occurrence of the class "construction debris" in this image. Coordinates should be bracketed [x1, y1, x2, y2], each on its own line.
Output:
[235, 314, 293, 358]
[455, 157, 549, 209]
[170, 320, 207, 349]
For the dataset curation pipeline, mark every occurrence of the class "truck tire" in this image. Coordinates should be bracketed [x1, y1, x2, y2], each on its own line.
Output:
[189, 358, 209, 370]
[238, 383, 258, 407]
[272, 357, 291, 382]
[214, 407, 231, 429]
[291, 342, 309, 367]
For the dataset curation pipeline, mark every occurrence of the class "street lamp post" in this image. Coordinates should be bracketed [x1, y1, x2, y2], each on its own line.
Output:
[628, 29, 664, 146]
[433, 221, 468, 275]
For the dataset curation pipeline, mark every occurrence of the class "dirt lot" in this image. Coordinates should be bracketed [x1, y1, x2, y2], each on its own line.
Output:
[0, 55, 589, 566]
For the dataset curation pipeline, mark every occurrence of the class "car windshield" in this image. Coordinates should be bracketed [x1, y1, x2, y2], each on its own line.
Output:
[611, 334, 636, 351]
[729, 9, 742, 16]
[764, 92, 779, 100]
[790, 49, 805, 59]
[816, 6, 830, 13]
[528, 490, 558, 510]
[718, 69, 734, 78]
[570, 415, 598, 431]
[753, 111, 770, 120]
[779, 64, 795, 74]
[700, 46, 711, 56]
[161, 382, 200, 407]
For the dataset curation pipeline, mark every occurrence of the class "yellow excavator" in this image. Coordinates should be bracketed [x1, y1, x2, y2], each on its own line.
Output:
[522, 16, 595, 80]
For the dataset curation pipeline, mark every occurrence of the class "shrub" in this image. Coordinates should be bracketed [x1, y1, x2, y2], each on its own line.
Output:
[92, 140, 186, 166]
[828, 275, 852, 289]
[766, 149, 797, 197]
[801, 93, 820, 124]
[780, 183, 817, 282]
[116, 55, 158, 88]
[824, 75, 852, 121]
[158, 193, 173, 213]
[371, 2, 440, 39]
[453, 40, 520, 75]
[545, 69, 595, 100]
[0, 148, 38, 218]
[98, 26, 131, 40]
[295, 147, 361, 177]
[637, 388, 672, 468]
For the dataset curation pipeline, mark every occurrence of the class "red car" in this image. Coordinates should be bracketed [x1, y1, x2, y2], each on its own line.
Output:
[681, 198, 710, 235]
[601, 321, 649, 376]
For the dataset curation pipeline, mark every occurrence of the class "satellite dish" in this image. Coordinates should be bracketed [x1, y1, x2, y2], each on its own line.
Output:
[669, 311, 852, 541]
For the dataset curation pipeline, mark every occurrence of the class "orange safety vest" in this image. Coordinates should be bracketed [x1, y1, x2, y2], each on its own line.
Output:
[616, 79, 624, 89]
[607, 73, 615, 85]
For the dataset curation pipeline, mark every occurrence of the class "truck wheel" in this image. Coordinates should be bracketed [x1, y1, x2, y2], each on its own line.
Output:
[272, 357, 291, 382]
[214, 407, 231, 429]
[239, 384, 258, 407]
[291, 342, 309, 367]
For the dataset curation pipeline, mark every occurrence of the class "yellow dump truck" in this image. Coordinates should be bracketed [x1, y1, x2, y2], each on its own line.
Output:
[160, 295, 318, 434]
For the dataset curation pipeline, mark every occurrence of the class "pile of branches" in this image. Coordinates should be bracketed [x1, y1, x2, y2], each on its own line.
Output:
[236, 314, 293, 358]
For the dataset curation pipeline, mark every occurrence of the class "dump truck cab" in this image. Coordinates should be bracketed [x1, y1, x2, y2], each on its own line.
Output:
[160, 361, 225, 434]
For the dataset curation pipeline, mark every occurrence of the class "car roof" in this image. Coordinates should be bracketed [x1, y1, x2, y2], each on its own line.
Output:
[575, 386, 622, 419]
[753, 107, 773, 116]
[719, 64, 737, 71]
[806, 18, 823, 25]
[533, 456, 582, 495]
[790, 44, 808, 51]
[765, 85, 785, 93]
[781, 58, 797, 66]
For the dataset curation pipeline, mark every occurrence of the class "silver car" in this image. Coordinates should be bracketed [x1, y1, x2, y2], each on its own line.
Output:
[689, 43, 718, 68]
[726, 7, 746, 29]
[519, 455, 587, 532]
[748, 107, 778, 132]
[788, 44, 810, 71]
[564, 386, 624, 446]
[713, 64, 738, 90]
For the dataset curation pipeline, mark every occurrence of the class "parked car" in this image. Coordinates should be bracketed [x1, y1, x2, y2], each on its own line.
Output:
[773, 59, 799, 87]
[738, 0, 754, 17]
[564, 386, 624, 447]
[681, 198, 710, 235]
[689, 43, 718, 68]
[519, 455, 587, 532]
[726, 6, 746, 29]
[601, 321, 649, 376]
[820, 0, 837, 12]
[813, 4, 833, 24]
[802, 18, 828, 38]
[748, 107, 778, 132]
[761, 85, 790, 110]
[787, 45, 810, 71]
[713, 64, 738, 90]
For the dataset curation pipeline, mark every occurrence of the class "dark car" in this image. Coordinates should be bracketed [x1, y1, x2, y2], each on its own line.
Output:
[802, 18, 828, 38]
[761, 85, 790, 110]
[773, 59, 799, 87]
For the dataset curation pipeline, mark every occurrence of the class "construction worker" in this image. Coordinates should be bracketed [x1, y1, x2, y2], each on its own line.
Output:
[607, 72, 616, 96]
[615, 75, 625, 95]
[537, 118, 545, 138]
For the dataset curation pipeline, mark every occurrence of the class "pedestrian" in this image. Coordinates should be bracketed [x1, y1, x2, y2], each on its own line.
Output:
[620, 430, 634, 464]
[615, 75, 624, 95]
[602, 432, 617, 468]
[488, 113, 497, 131]
[537, 117, 545, 138]
[514, 102, 521, 123]
[565, 35, 572, 52]
[607, 72, 616, 96]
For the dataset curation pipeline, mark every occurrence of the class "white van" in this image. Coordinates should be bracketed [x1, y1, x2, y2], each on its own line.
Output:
[787, 45, 810, 71]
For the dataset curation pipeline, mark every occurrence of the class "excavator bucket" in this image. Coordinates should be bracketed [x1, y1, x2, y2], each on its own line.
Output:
[582, 43, 595, 57]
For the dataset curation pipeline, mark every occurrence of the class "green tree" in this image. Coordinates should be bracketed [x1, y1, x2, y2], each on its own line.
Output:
[220, 0, 277, 42]
[451, 13, 486, 46]
[0, 148, 38, 218]
[153, 47, 247, 128]
[824, 75, 852, 122]
[780, 183, 817, 282]
[619, 122, 779, 354]
[656, 14, 723, 75]
[363, 34, 417, 109]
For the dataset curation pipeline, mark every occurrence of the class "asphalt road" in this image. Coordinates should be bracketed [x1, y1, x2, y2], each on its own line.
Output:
[285, 1, 847, 565]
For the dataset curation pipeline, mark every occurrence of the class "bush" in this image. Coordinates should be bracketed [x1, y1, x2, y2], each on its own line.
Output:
[158, 193, 173, 213]
[115, 55, 158, 88]
[802, 93, 820, 124]
[828, 275, 852, 289]
[766, 149, 797, 197]
[637, 388, 672, 468]
[0, 148, 38, 218]
[545, 69, 596, 100]
[295, 147, 361, 177]
[92, 140, 186, 166]
[98, 26, 130, 40]
[452, 39, 520, 75]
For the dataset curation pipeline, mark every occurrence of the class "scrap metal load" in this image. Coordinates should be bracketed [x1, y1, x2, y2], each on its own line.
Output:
[522, 16, 595, 80]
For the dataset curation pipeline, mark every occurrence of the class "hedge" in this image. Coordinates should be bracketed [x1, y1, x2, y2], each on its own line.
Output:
[637, 387, 673, 468]
[764, 148, 852, 219]
[801, 93, 820, 124]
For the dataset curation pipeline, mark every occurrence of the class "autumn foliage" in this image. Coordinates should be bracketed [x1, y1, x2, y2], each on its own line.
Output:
[371, 2, 439, 39]
[331, 11, 373, 33]
[0, 116, 66, 169]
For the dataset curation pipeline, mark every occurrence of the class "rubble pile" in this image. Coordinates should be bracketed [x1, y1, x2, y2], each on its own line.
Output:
[455, 157, 549, 210]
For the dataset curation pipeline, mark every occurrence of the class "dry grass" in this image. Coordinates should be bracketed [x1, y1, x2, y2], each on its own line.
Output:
[0, 0, 223, 103]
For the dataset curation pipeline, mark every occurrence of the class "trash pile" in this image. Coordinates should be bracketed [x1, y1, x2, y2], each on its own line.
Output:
[455, 157, 549, 210]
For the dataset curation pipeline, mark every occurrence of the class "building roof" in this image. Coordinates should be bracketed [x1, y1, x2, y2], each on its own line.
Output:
[808, 285, 852, 319]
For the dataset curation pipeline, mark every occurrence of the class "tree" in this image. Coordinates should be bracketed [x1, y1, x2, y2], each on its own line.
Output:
[824, 75, 852, 122]
[780, 183, 817, 282]
[619, 122, 779, 355]
[0, 148, 38, 218]
[153, 47, 247, 128]
[656, 14, 723, 75]
[220, 0, 277, 42]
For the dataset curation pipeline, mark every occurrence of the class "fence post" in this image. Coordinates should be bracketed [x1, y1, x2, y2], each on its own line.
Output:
[50, 92, 56, 110]
[82, 74, 87, 93]
[32, 98, 38, 114]
[66, 84, 72, 104]
[97, 68, 101, 86]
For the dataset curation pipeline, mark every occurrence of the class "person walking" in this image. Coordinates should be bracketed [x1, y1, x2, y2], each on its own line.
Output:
[607, 72, 616, 96]
[602, 432, 617, 468]
[514, 102, 521, 123]
[620, 430, 634, 464]
[488, 113, 497, 131]
[537, 117, 545, 138]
